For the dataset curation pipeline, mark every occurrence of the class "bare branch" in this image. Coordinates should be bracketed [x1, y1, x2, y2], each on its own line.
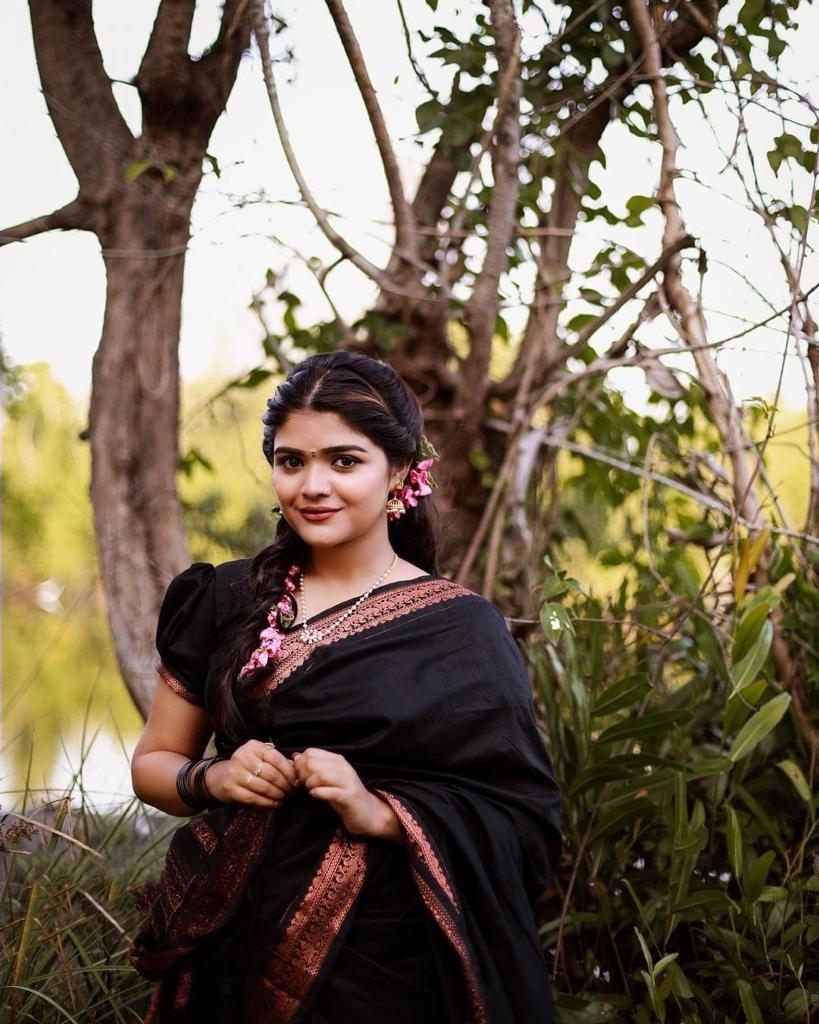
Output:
[627, 0, 763, 530]
[196, 0, 255, 123]
[324, 0, 417, 263]
[251, 0, 386, 286]
[28, 0, 133, 188]
[454, 0, 522, 431]
[0, 199, 88, 248]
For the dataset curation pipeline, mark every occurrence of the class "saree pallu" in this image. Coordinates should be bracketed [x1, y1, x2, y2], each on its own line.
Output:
[129, 573, 563, 1023]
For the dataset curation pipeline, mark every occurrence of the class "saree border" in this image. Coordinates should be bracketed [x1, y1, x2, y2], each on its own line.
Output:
[372, 788, 489, 1024]
[156, 659, 205, 708]
[249, 577, 475, 698]
[243, 825, 369, 1023]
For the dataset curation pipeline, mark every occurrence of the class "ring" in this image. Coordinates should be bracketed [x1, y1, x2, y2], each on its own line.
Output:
[245, 772, 254, 787]
[263, 742, 276, 750]
[252, 759, 264, 777]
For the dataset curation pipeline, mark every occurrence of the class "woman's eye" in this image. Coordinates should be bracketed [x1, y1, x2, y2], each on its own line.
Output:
[275, 455, 360, 469]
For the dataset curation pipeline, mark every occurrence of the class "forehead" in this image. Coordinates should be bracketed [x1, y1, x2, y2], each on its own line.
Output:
[275, 409, 371, 447]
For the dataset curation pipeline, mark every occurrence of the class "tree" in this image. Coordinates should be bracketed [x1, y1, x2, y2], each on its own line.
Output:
[250, 0, 817, 753]
[1, 1, 252, 714]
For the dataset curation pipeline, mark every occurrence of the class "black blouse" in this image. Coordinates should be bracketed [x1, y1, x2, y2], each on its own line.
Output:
[155, 559, 251, 709]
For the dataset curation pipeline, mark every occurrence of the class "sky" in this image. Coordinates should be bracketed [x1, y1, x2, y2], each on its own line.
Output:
[1, 0, 818, 416]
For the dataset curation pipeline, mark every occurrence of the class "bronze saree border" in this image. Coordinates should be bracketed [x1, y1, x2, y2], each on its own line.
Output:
[156, 659, 205, 707]
[372, 789, 489, 1024]
[248, 577, 475, 698]
[243, 825, 369, 1023]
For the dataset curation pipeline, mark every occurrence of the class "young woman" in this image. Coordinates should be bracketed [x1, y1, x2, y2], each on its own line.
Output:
[129, 350, 562, 1023]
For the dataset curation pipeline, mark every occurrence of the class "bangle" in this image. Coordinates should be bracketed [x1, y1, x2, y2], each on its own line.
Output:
[176, 755, 229, 812]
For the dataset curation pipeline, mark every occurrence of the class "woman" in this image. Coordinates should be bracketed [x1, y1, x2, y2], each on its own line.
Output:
[129, 351, 562, 1023]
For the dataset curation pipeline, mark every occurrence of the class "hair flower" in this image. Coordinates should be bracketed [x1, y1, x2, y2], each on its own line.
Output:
[239, 563, 300, 678]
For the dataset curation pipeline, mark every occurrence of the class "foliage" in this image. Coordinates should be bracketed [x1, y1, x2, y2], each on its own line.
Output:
[528, 530, 819, 1021]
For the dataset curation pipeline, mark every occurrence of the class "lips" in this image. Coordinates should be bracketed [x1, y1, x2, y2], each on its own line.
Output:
[299, 508, 340, 520]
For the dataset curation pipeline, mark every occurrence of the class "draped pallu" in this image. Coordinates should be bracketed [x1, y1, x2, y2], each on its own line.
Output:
[129, 563, 563, 1023]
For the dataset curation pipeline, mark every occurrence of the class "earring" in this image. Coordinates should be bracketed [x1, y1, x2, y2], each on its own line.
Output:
[385, 494, 406, 516]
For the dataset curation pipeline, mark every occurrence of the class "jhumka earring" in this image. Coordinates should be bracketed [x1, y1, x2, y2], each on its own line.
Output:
[385, 434, 439, 521]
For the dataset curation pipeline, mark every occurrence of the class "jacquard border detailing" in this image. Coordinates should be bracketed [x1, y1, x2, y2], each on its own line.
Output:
[243, 826, 369, 1023]
[250, 577, 475, 697]
[372, 789, 489, 1024]
[156, 659, 205, 708]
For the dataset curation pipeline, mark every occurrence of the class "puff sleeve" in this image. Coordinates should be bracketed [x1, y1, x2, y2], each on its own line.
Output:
[154, 562, 217, 708]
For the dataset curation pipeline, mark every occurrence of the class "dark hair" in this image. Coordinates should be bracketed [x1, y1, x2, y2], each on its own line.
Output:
[212, 350, 442, 748]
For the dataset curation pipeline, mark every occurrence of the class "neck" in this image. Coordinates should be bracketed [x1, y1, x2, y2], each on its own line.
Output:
[304, 537, 398, 590]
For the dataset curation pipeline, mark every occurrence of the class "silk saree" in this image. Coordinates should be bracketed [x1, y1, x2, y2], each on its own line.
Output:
[129, 560, 563, 1023]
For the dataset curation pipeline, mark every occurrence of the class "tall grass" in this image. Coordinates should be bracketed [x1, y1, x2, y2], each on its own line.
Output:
[0, 736, 172, 1023]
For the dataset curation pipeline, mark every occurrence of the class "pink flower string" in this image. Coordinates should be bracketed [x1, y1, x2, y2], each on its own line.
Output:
[387, 456, 435, 521]
[239, 563, 300, 678]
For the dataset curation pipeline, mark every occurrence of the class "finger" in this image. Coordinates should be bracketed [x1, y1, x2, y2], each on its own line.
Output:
[306, 786, 341, 800]
[304, 768, 344, 791]
[239, 774, 285, 805]
[248, 747, 298, 791]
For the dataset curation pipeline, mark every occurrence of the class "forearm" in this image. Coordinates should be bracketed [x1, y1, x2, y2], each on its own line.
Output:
[368, 793, 407, 844]
[132, 750, 208, 816]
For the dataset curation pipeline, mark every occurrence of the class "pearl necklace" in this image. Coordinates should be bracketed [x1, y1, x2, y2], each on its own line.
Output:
[298, 553, 398, 644]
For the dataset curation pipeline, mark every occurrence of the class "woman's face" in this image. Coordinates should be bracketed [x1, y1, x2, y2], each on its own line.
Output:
[272, 409, 408, 547]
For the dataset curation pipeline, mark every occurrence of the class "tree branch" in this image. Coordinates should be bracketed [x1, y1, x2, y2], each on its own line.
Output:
[454, 0, 522, 430]
[251, 0, 386, 287]
[0, 199, 88, 248]
[324, 0, 417, 264]
[28, 0, 133, 189]
[627, 0, 763, 529]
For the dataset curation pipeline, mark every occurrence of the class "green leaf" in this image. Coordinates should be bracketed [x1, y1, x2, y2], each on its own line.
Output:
[672, 888, 734, 914]
[731, 619, 772, 692]
[726, 805, 743, 880]
[757, 885, 789, 902]
[733, 602, 769, 663]
[775, 759, 813, 807]
[625, 194, 655, 225]
[737, 980, 764, 1024]
[124, 158, 152, 183]
[728, 693, 791, 762]
[674, 824, 708, 856]
[745, 849, 775, 903]
[596, 708, 693, 745]
[683, 756, 733, 778]
[592, 673, 651, 717]
[539, 602, 574, 644]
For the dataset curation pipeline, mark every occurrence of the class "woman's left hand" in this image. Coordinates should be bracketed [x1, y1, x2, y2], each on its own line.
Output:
[292, 748, 388, 838]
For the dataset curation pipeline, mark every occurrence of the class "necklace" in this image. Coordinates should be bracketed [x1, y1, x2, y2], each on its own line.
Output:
[298, 553, 398, 644]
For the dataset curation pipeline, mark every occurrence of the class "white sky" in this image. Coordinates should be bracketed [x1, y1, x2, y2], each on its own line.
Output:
[1, 0, 818, 416]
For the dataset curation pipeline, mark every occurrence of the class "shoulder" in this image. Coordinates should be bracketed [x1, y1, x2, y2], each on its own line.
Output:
[158, 557, 252, 626]
[435, 578, 511, 634]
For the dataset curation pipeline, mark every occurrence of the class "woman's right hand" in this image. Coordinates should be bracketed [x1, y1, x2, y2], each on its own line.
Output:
[204, 740, 301, 808]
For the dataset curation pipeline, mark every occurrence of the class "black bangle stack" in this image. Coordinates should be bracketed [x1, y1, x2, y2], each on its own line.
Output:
[176, 755, 229, 812]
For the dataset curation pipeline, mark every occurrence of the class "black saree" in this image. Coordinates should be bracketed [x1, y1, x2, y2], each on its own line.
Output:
[129, 563, 563, 1023]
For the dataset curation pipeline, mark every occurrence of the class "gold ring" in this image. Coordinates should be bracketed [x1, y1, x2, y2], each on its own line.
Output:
[252, 760, 264, 777]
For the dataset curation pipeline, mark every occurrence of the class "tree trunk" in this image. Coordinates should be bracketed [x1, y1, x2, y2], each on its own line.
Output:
[90, 167, 200, 711]
[5, 0, 252, 716]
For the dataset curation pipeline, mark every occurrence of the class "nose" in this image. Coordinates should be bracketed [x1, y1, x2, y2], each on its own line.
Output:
[301, 459, 332, 497]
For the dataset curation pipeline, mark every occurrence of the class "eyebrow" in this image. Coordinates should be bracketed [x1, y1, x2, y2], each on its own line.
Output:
[272, 444, 369, 455]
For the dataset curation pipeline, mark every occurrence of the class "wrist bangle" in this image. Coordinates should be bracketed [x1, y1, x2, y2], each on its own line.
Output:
[176, 755, 228, 812]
